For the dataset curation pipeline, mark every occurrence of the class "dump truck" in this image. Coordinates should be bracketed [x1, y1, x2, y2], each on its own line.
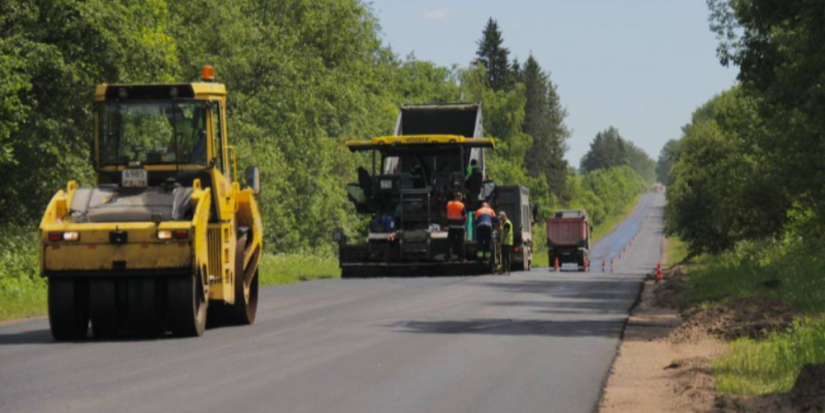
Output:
[493, 185, 535, 271]
[337, 103, 497, 277]
[39, 66, 264, 340]
[546, 210, 591, 272]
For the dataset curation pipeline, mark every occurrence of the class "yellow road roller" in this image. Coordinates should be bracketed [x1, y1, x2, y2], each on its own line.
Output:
[39, 66, 264, 339]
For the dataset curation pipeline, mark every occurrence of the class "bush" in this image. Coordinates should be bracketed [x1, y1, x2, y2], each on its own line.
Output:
[0, 226, 46, 321]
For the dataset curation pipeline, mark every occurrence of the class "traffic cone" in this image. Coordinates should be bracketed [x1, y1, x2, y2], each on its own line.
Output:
[655, 262, 663, 283]
[554, 257, 559, 272]
[610, 257, 614, 273]
[602, 258, 606, 273]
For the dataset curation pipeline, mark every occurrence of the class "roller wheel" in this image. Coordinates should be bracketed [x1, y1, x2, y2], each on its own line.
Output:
[127, 279, 167, 337]
[90, 280, 120, 338]
[225, 235, 258, 325]
[167, 274, 207, 337]
[48, 278, 89, 340]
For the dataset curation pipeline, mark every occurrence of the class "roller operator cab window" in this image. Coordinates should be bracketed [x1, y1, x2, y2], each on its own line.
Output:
[98, 100, 209, 167]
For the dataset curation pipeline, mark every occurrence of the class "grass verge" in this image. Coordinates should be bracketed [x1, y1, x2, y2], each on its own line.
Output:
[684, 239, 825, 313]
[258, 253, 340, 286]
[679, 238, 825, 395]
[664, 235, 689, 267]
[714, 318, 825, 394]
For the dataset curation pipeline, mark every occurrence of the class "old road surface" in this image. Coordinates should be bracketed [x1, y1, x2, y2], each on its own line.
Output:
[0, 193, 665, 413]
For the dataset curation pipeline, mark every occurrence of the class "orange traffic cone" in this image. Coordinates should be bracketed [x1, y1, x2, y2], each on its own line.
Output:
[554, 257, 560, 272]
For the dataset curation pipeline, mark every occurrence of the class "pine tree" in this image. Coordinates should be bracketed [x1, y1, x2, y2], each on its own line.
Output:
[521, 55, 570, 200]
[510, 57, 522, 84]
[581, 127, 628, 172]
[473, 18, 511, 91]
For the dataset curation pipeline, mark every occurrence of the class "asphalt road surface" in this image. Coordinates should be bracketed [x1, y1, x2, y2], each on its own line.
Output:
[0, 193, 665, 413]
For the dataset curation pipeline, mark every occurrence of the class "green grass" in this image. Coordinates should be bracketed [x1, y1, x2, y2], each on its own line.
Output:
[684, 239, 825, 313]
[258, 253, 340, 285]
[714, 318, 825, 394]
[664, 236, 689, 267]
[0, 226, 47, 322]
[679, 238, 825, 395]
[0, 276, 47, 322]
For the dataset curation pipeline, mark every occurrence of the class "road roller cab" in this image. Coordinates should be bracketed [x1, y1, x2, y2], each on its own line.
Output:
[39, 66, 264, 340]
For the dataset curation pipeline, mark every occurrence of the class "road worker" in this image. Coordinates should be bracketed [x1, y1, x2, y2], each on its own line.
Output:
[465, 159, 479, 180]
[499, 210, 513, 275]
[446, 191, 466, 262]
[474, 202, 497, 264]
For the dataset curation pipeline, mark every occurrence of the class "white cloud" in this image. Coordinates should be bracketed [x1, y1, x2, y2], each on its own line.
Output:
[420, 9, 449, 20]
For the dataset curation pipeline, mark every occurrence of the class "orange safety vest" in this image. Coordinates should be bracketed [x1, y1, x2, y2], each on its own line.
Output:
[474, 206, 495, 220]
[446, 200, 466, 221]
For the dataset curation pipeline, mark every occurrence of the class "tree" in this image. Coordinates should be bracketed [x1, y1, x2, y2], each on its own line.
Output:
[624, 141, 656, 184]
[0, 0, 179, 224]
[473, 18, 511, 91]
[580, 127, 628, 172]
[708, 0, 825, 229]
[521, 55, 570, 200]
[656, 139, 681, 185]
[666, 88, 791, 255]
[581, 127, 655, 183]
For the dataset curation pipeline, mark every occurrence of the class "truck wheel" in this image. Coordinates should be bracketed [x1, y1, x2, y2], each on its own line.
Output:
[48, 278, 89, 341]
[90, 280, 120, 338]
[167, 274, 207, 337]
[226, 236, 258, 325]
[127, 279, 166, 337]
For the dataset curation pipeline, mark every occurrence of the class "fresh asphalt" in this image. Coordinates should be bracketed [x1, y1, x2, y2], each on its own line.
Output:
[0, 193, 665, 413]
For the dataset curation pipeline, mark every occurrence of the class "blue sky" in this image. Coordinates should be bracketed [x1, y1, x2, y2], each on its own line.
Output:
[367, 0, 738, 165]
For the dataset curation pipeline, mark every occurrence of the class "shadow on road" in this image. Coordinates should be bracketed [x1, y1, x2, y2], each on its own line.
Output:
[394, 318, 626, 338]
[0, 328, 55, 345]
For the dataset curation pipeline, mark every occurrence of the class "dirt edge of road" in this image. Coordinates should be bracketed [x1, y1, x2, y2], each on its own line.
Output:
[597, 238, 818, 413]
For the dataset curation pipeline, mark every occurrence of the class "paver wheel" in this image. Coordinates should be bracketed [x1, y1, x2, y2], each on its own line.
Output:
[48, 278, 89, 341]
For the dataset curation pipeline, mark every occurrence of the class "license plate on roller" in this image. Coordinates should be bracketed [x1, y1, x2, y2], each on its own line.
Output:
[122, 169, 148, 188]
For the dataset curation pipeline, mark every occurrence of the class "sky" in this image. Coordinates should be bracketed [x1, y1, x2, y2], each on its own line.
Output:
[367, 0, 738, 165]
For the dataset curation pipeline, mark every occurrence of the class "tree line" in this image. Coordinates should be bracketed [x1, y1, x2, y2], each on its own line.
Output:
[0, 1, 651, 257]
[661, 0, 825, 255]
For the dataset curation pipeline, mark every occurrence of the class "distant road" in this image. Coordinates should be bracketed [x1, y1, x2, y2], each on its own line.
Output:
[0, 193, 665, 413]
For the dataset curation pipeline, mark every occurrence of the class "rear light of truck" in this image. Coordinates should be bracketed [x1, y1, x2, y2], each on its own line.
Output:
[49, 231, 80, 242]
[159, 229, 189, 240]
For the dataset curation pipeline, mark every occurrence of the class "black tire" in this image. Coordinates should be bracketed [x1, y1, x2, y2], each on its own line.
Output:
[167, 274, 207, 337]
[48, 278, 89, 341]
[90, 279, 119, 338]
[127, 279, 167, 337]
[225, 235, 258, 325]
